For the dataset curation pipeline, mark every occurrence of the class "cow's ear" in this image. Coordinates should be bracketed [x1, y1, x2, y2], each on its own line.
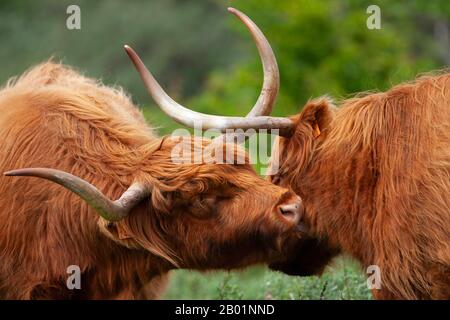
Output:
[97, 218, 141, 249]
[269, 98, 336, 186]
[299, 97, 335, 138]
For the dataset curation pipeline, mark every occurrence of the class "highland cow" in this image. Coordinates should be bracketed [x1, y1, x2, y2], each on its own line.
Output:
[0, 8, 304, 299]
[267, 74, 450, 299]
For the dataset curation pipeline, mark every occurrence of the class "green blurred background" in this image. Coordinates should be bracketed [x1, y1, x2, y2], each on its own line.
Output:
[1, 0, 447, 299]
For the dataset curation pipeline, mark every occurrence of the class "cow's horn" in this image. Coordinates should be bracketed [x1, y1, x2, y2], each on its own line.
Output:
[4, 168, 150, 222]
[124, 7, 294, 136]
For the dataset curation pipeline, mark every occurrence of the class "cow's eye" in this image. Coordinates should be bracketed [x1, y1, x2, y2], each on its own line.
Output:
[188, 194, 218, 219]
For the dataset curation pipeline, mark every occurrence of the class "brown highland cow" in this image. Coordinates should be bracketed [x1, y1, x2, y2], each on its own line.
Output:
[267, 73, 450, 299]
[0, 8, 304, 299]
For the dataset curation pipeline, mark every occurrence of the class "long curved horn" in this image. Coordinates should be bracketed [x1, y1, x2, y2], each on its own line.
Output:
[124, 7, 294, 136]
[228, 7, 279, 117]
[4, 168, 151, 222]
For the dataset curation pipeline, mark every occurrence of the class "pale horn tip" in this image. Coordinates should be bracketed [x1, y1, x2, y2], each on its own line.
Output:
[124, 45, 142, 64]
[4, 170, 17, 176]
[124, 44, 139, 57]
[123, 44, 133, 53]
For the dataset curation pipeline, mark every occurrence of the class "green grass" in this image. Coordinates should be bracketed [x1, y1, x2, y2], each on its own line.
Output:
[164, 257, 373, 300]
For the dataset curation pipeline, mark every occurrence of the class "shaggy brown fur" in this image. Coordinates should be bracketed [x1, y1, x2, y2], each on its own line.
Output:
[0, 62, 302, 299]
[269, 73, 450, 299]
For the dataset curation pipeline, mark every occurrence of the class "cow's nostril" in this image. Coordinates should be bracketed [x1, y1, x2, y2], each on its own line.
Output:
[279, 205, 296, 216]
[277, 195, 303, 224]
[280, 206, 294, 215]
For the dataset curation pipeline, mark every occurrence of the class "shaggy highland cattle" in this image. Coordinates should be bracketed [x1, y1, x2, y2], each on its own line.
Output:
[0, 8, 304, 299]
[267, 73, 450, 299]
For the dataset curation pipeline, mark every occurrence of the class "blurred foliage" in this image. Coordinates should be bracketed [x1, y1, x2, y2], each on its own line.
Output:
[165, 257, 373, 300]
[193, 0, 449, 119]
[0, 0, 241, 105]
[0, 0, 447, 134]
